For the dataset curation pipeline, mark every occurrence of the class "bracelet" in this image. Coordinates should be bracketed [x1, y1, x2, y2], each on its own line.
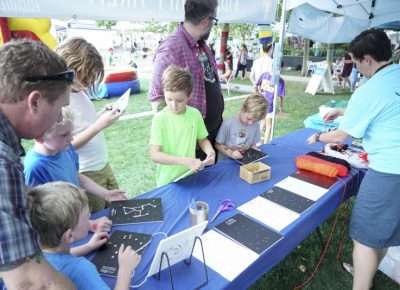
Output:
[315, 132, 322, 142]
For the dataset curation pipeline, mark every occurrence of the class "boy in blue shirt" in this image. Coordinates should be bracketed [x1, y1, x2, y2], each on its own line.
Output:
[150, 66, 215, 187]
[28, 181, 141, 290]
[24, 107, 126, 232]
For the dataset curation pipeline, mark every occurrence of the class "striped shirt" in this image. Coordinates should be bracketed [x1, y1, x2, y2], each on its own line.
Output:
[148, 23, 222, 119]
[0, 109, 40, 270]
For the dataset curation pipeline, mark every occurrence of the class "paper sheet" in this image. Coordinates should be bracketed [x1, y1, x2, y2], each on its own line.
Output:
[192, 230, 259, 282]
[238, 196, 300, 232]
[113, 88, 131, 112]
[275, 176, 328, 201]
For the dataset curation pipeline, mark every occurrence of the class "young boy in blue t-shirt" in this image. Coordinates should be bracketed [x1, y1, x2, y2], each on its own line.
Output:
[150, 66, 215, 187]
[28, 181, 141, 290]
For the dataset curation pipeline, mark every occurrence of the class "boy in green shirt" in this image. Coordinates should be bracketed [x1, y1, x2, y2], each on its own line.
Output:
[150, 66, 215, 187]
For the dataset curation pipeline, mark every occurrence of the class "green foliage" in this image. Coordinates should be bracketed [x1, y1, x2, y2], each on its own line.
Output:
[95, 20, 117, 29]
[143, 21, 179, 35]
[212, 23, 257, 43]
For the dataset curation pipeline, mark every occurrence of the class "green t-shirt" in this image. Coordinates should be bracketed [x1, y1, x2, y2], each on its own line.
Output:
[150, 106, 208, 187]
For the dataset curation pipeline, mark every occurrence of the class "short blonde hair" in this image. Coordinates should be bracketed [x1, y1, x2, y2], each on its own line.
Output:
[242, 93, 268, 121]
[0, 39, 71, 104]
[28, 182, 88, 248]
[162, 65, 193, 96]
[57, 37, 104, 92]
[44, 106, 74, 137]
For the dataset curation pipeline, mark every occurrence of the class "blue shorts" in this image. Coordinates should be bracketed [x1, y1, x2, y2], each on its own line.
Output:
[350, 168, 400, 248]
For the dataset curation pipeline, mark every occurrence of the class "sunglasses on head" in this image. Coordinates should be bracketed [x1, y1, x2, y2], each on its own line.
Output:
[24, 70, 75, 83]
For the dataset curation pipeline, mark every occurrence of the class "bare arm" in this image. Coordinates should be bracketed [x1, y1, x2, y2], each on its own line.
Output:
[215, 143, 243, 159]
[70, 232, 108, 257]
[307, 128, 351, 145]
[78, 174, 127, 202]
[197, 138, 215, 166]
[150, 144, 204, 172]
[0, 255, 76, 290]
[72, 108, 121, 150]
[114, 245, 141, 290]
[151, 101, 160, 114]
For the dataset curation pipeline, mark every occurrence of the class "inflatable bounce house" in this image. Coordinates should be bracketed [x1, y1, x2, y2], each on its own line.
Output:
[0, 17, 57, 49]
[97, 69, 140, 99]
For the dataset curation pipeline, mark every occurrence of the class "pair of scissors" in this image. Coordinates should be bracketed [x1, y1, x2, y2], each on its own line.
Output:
[210, 199, 236, 223]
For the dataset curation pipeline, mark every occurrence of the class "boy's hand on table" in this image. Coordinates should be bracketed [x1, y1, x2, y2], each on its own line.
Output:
[90, 217, 112, 233]
[105, 189, 127, 202]
[87, 232, 109, 251]
[187, 158, 204, 172]
[118, 244, 141, 275]
[231, 150, 243, 159]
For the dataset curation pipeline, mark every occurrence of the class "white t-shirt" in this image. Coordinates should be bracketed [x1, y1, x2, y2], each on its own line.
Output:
[69, 91, 107, 172]
[250, 55, 273, 84]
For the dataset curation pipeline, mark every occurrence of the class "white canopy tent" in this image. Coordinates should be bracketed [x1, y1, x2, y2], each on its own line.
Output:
[0, 0, 278, 24]
[286, 0, 400, 43]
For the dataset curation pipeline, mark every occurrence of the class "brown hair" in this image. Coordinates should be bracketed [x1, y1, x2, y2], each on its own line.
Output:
[28, 182, 88, 248]
[57, 37, 104, 92]
[162, 65, 193, 96]
[0, 39, 70, 104]
[242, 93, 268, 121]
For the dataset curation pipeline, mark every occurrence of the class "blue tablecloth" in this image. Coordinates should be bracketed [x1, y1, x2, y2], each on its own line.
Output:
[80, 128, 362, 290]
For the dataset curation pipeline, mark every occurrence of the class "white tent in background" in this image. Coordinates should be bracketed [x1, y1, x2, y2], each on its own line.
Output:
[0, 0, 278, 24]
[286, 0, 400, 43]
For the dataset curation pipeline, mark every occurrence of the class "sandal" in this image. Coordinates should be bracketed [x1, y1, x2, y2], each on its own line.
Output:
[342, 262, 374, 289]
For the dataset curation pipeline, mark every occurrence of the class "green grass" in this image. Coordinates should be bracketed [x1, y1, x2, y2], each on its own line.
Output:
[21, 76, 398, 289]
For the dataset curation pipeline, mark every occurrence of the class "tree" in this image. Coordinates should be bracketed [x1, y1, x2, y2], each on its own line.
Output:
[96, 20, 117, 29]
[142, 21, 178, 35]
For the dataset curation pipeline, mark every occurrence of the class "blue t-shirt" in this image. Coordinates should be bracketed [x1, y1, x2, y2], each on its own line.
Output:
[24, 144, 80, 187]
[339, 64, 400, 174]
[44, 252, 110, 290]
[255, 72, 285, 114]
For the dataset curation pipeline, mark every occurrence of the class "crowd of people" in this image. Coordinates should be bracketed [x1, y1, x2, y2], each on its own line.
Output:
[0, 0, 399, 289]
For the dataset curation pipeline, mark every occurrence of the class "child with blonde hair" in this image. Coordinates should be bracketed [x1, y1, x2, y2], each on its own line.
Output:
[24, 107, 126, 233]
[28, 181, 140, 290]
[57, 37, 122, 213]
[150, 66, 215, 187]
[215, 93, 267, 160]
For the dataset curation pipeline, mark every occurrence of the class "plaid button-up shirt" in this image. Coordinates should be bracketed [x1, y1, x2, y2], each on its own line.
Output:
[148, 23, 222, 118]
[0, 109, 40, 270]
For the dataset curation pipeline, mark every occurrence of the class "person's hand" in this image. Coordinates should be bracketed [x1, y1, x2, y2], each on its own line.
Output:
[187, 158, 204, 172]
[90, 217, 112, 233]
[323, 108, 344, 123]
[118, 244, 141, 275]
[87, 232, 109, 251]
[231, 150, 243, 159]
[203, 152, 215, 166]
[306, 133, 318, 144]
[105, 189, 127, 202]
[96, 107, 122, 130]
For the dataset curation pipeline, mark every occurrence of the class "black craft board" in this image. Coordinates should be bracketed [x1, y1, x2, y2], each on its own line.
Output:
[235, 148, 268, 165]
[215, 213, 282, 255]
[290, 170, 337, 189]
[109, 198, 163, 225]
[261, 186, 315, 214]
[91, 230, 151, 277]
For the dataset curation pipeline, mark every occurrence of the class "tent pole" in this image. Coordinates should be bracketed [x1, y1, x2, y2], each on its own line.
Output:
[270, 0, 287, 142]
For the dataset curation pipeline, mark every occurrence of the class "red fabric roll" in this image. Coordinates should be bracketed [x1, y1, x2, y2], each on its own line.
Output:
[104, 71, 137, 83]
[296, 155, 348, 177]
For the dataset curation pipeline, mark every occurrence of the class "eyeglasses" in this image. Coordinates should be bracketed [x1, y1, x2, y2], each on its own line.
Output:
[209, 16, 219, 26]
[24, 70, 75, 83]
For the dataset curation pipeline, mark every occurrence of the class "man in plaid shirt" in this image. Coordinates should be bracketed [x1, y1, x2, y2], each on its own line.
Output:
[148, 0, 224, 159]
[0, 40, 75, 289]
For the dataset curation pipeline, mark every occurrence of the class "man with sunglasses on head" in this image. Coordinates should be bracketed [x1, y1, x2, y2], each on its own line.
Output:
[0, 39, 75, 289]
[148, 0, 224, 160]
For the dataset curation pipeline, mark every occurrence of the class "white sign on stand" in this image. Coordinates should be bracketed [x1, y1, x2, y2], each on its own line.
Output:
[305, 62, 335, 95]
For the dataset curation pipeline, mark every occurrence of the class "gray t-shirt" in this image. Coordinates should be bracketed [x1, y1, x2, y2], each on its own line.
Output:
[216, 116, 261, 161]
